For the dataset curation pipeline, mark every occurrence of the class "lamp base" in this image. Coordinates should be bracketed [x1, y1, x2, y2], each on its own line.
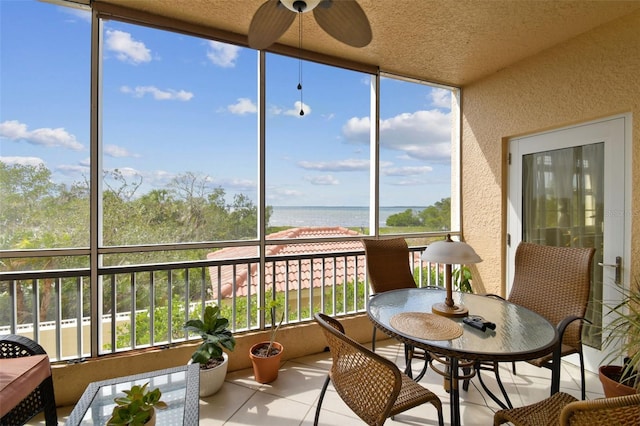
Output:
[432, 302, 469, 318]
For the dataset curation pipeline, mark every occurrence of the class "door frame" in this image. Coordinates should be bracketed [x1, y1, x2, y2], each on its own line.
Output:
[506, 113, 632, 371]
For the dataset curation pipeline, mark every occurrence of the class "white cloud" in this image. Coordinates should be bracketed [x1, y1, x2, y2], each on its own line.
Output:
[266, 186, 304, 202]
[342, 110, 451, 161]
[0, 156, 45, 167]
[145, 169, 176, 188]
[382, 165, 433, 176]
[305, 175, 339, 185]
[104, 144, 139, 158]
[228, 98, 257, 115]
[120, 86, 194, 101]
[389, 178, 425, 186]
[216, 178, 256, 191]
[430, 88, 452, 109]
[297, 159, 369, 172]
[105, 30, 152, 64]
[268, 105, 283, 115]
[284, 101, 311, 117]
[0, 120, 84, 151]
[342, 117, 370, 142]
[207, 41, 240, 68]
[401, 143, 450, 160]
[56, 164, 89, 175]
[62, 7, 91, 23]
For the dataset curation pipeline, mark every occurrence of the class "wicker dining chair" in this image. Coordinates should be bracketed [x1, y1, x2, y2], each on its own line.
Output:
[313, 313, 444, 426]
[494, 391, 640, 425]
[473, 242, 595, 404]
[0, 334, 57, 426]
[362, 237, 431, 380]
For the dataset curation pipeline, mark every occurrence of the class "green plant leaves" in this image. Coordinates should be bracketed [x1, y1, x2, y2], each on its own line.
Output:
[602, 280, 640, 391]
[108, 382, 167, 425]
[184, 305, 236, 365]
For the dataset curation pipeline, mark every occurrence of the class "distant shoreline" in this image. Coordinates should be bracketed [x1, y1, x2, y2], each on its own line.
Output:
[269, 206, 427, 228]
[271, 206, 426, 209]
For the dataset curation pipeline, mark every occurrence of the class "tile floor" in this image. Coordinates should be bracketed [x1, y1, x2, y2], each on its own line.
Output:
[35, 339, 604, 425]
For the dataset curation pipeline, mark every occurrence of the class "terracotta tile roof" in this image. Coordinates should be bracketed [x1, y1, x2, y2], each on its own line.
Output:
[206, 227, 367, 298]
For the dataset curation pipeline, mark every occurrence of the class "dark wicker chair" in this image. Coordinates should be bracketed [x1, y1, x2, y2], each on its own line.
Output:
[470, 242, 595, 407]
[313, 313, 443, 426]
[0, 334, 57, 426]
[362, 237, 431, 380]
[494, 391, 640, 425]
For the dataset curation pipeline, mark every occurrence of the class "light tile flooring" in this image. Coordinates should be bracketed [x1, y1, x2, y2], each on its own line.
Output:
[36, 339, 604, 425]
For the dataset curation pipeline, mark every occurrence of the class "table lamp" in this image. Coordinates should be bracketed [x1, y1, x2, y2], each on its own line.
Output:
[421, 234, 482, 317]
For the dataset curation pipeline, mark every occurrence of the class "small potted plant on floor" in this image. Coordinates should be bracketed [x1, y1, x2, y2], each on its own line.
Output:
[184, 304, 236, 397]
[107, 382, 167, 426]
[249, 299, 285, 384]
[599, 277, 640, 397]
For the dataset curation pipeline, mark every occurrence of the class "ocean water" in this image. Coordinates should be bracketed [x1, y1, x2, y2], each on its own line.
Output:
[268, 206, 426, 228]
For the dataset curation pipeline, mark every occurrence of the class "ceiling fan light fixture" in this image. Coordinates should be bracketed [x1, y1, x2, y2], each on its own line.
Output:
[280, 0, 322, 13]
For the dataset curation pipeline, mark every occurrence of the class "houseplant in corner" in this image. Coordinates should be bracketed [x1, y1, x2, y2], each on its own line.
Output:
[107, 382, 167, 426]
[599, 278, 640, 397]
[184, 304, 236, 397]
[249, 299, 285, 384]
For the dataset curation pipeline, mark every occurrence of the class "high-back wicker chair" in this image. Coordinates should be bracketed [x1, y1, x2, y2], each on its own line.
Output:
[509, 242, 595, 399]
[0, 334, 57, 426]
[313, 313, 444, 426]
[362, 237, 431, 379]
[362, 237, 418, 296]
[494, 391, 640, 425]
[471, 242, 595, 406]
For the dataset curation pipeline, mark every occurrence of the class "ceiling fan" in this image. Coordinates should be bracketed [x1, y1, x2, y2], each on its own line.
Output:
[248, 0, 372, 50]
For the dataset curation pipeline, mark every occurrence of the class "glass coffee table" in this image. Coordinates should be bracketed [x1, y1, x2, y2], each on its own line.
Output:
[65, 364, 200, 425]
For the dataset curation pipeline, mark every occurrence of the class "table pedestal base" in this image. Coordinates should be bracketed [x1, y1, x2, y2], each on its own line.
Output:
[432, 302, 469, 318]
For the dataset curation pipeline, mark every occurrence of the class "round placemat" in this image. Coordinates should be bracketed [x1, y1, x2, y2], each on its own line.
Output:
[390, 312, 463, 341]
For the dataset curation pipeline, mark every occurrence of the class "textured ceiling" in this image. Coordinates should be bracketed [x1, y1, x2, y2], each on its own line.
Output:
[94, 0, 640, 86]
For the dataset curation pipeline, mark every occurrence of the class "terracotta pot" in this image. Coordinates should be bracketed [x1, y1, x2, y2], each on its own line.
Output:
[599, 365, 637, 397]
[145, 407, 156, 425]
[249, 341, 284, 384]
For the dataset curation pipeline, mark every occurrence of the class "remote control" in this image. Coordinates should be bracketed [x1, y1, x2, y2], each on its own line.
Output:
[463, 315, 496, 332]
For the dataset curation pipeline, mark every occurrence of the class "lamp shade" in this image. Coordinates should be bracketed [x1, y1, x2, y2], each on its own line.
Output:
[421, 235, 482, 265]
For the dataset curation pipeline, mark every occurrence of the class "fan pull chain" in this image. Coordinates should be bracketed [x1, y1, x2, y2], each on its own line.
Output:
[297, 8, 304, 116]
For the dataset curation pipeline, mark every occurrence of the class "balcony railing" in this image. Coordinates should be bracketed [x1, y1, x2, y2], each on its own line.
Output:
[0, 245, 447, 361]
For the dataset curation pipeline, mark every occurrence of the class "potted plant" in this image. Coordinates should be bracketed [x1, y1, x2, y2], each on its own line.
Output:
[107, 382, 167, 426]
[599, 278, 640, 397]
[453, 265, 473, 293]
[184, 304, 236, 397]
[249, 300, 285, 384]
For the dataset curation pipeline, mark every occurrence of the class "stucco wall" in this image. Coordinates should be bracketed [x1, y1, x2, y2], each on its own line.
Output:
[461, 10, 640, 295]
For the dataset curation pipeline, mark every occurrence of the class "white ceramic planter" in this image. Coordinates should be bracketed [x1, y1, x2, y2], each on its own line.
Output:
[190, 352, 229, 397]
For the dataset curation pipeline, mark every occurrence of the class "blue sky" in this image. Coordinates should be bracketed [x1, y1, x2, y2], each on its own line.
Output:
[0, 0, 454, 208]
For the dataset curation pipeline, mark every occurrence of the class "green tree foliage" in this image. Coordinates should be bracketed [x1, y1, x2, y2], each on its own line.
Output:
[419, 197, 451, 231]
[385, 198, 451, 231]
[0, 162, 89, 251]
[1, 163, 90, 323]
[1, 162, 269, 328]
[385, 208, 422, 226]
[102, 170, 262, 247]
[115, 279, 368, 350]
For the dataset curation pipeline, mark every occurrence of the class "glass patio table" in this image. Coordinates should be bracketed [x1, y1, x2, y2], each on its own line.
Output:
[65, 363, 200, 426]
[367, 287, 559, 426]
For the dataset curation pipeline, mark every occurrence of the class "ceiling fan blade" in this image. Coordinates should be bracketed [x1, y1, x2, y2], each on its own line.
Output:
[248, 0, 296, 49]
[313, 0, 372, 48]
